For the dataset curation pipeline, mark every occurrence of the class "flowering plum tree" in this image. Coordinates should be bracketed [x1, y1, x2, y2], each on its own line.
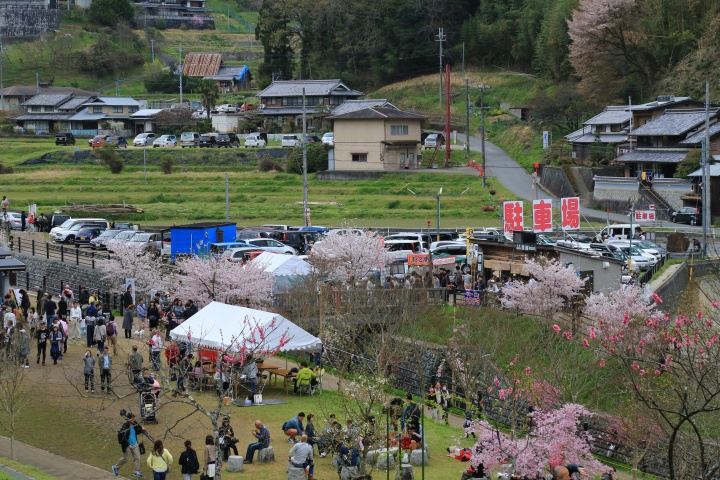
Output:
[309, 230, 386, 282]
[500, 257, 586, 320]
[97, 241, 168, 297]
[172, 256, 273, 308]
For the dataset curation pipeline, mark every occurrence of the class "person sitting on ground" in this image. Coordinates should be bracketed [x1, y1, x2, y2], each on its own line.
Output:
[245, 419, 270, 464]
[318, 419, 341, 458]
[294, 361, 317, 394]
[460, 462, 486, 480]
[288, 435, 315, 480]
[218, 417, 239, 461]
[283, 412, 305, 443]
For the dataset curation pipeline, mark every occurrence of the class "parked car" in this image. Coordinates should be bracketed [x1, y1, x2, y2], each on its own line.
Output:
[221, 247, 266, 263]
[50, 217, 107, 236]
[74, 226, 106, 246]
[303, 135, 322, 143]
[55, 132, 76, 146]
[608, 240, 663, 262]
[90, 135, 108, 148]
[191, 110, 209, 119]
[209, 241, 252, 258]
[245, 132, 268, 148]
[52, 221, 109, 243]
[153, 135, 177, 148]
[104, 230, 145, 251]
[126, 232, 163, 253]
[242, 238, 297, 255]
[424, 133, 445, 149]
[671, 206, 702, 225]
[51, 214, 71, 228]
[3, 212, 22, 230]
[282, 135, 300, 147]
[180, 132, 201, 148]
[199, 133, 219, 148]
[216, 133, 240, 148]
[107, 136, 128, 148]
[216, 104, 238, 113]
[90, 229, 125, 249]
[133, 132, 156, 147]
[321, 132, 334, 146]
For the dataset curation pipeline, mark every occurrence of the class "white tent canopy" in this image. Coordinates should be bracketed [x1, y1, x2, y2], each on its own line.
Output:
[253, 251, 313, 276]
[169, 301, 322, 353]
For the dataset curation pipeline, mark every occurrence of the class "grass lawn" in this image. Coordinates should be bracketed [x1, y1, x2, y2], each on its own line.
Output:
[13, 338, 474, 480]
[0, 458, 57, 480]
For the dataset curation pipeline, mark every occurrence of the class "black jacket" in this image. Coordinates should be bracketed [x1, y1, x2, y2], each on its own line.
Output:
[119, 420, 143, 452]
[123, 291, 133, 309]
[179, 449, 200, 474]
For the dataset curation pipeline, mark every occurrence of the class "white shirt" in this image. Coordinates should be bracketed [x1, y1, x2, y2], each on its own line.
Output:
[70, 306, 82, 319]
[151, 334, 163, 352]
[3, 312, 16, 327]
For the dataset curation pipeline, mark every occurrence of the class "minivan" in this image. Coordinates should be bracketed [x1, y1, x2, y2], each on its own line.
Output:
[384, 239, 424, 260]
[282, 135, 300, 147]
[245, 132, 268, 148]
[50, 217, 108, 236]
[595, 224, 636, 242]
[133, 132, 156, 147]
[180, 132, 201, 148]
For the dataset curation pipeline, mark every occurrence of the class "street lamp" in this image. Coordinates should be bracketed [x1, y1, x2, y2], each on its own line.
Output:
[435, 187, 442, 242]
[475, 84, 491, 188]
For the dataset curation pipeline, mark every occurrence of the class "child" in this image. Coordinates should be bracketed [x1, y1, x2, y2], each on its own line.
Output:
[27, 307, 39, 337]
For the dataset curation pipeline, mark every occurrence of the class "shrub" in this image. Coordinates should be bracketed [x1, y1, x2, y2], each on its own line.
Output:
[94, 144, 124, 174]
[387, 200, 401, 209]
[155, 18, 167, 30]
[259, 158, 283, 172]
[161, 156, 173, 174]
[0, 164, 14, 174]
[285, 144, 328, 174]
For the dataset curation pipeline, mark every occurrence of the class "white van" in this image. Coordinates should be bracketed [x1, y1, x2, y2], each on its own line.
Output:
[384, 239, 424, 260]
[50, 218, 109, 236]
[282, 135, 300, 147]
[595, 224, 636, 242]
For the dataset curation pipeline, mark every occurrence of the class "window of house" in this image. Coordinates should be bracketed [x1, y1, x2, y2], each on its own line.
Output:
[610, 124, 621, 132]
[391, 125, 409, 135]
[93, 106, 103, 113]
[113, 106, 123, 113]
[128, 107, 139, 114]
[282, 97, 320, 107]
[329, 96, 343, 105]
[29, 106, 41, 112]
[351, 153, 368, 162]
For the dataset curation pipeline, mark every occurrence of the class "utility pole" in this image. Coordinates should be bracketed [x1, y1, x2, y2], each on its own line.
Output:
[703, 81, 710, 256]
[465, 77, 470, 158]
[151, 38, 155, 64]
[178, 45, 183, 105]
[476, 84, 491, 188]
[115, 77, 120, 97]
[0, 36, 4, 111]
[435, 28, 445, 106]
[461, 42, 465, 77]
[444, 65, 451, 168]
[302, 88, 309, 227]
[36, 71, 39, 94]
[225, 173, 229, 221]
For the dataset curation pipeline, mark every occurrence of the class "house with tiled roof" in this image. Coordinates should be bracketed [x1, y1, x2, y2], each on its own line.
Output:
[182, 53, 251, 93]
[12, 93, 95, 134]
[327, 106, 426, 171]
[67, 97, 148, 136]
[0, 85, 97, 111]
[256, 79, 363, 128]
[564, 106, 631, 160]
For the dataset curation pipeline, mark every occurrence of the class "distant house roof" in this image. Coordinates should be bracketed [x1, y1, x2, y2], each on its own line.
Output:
[615, 149, 689, 164]
[688, 164, 720, 177]
[21, 93, 73, 107]
[183, 52, 223, 77]
[328, 106, 426, 120]
[257, 79, 363, 98]
[563, 129, 628, 144]
[203, 65, 250, 82]
[82, 97, 141, 107]
[130, 109, 164, 118]
[58, 96, 93, 111]
[584, 106, 631, 125]
[630, 109, 720, 136]
[68, 109, 107, 121]
[0, 85, 98, 97]
[13, 113, 74, 121]
[679, 122, 720, 145]
[332, 99, 397, 116]
[630, 96, 705, 111]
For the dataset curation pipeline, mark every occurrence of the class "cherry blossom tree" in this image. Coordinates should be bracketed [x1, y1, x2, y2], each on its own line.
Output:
[500, 257, 586, 320]
[470, 403, 605, 477]
[309, 230, 386, 282]
[576, 292, 720, 480]
[97, 241, 168, 297]
[584, 285, 658, 323]
[172, 256, 273, 308]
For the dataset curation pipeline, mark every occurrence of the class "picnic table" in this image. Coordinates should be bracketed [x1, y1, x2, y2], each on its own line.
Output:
[272, 368, 297, 393]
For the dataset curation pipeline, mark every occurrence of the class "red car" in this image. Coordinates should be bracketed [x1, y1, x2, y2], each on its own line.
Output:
[90, 135, 108, 148]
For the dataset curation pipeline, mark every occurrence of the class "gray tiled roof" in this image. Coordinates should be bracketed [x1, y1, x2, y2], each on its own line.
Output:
[332, 99, 396, 116]
[584, 106, 631, 126]
[58, 96, 93, 111]
[257, 79, 363, 98]
[0, 85, 98, 97]
[68, 109, 107, 121]
[679, 122, 720, 145]
[328, 107, 426, 120]
[257, 107, 317, 116]
[615, 149, 689, 163]
[83, 97, 141, 107]
[21, 93, 73, 107]
[687, 164, 720, 177]
[13, 113, 74, 121]
[631, 109, 719, 136]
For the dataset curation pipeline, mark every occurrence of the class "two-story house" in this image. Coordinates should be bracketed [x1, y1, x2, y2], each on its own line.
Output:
[327, 106, 426, 171]
[134, 0, 214, 29]
[69, 97, 145, 135]
[564, 106, 631, 161]
[256, 79, 363, 128]
[12, 93, 95, 133]
[182, 53, 251, 93]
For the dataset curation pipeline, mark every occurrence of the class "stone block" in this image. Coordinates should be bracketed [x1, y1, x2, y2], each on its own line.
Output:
[225, 455, 244, 472]
[258, 446, 275, 462]
[375, 451, 395, 470]
[286, 465, 307, 480]
[340, 465, 359, 480]
[410, 448, 429, 466]
[400, 463, 414, 480]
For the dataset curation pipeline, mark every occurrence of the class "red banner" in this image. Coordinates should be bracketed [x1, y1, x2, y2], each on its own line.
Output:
[408, 253, 430, 266]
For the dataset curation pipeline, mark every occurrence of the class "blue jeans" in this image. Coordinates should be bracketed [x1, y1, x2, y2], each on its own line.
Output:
[153, 470, 167, 480]
[292, 461, 313, 476]
[246, 442, 263, 462]
[249, 378, 256, 396]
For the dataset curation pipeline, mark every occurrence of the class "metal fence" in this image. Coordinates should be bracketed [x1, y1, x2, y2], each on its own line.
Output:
[9, 237, 111, 269]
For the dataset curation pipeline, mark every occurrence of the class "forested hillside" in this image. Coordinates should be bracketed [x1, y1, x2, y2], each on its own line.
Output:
[255, 0, 720, 102]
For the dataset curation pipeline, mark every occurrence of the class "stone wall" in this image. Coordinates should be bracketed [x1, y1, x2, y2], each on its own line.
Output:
[13, 253, 113, 297]
[0, 5, 59, 36]
[316, 171, 381, 181]
[577, 167, 624, 192]
[537, 166, 574, 198]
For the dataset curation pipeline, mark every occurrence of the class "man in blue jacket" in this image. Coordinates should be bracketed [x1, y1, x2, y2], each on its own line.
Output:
[283, 412, 305, 443]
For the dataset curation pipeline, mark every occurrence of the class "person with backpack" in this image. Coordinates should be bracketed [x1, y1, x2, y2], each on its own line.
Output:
[99, 346, 112, 393]
[113, 412, 146, 477]
[147, 439, 173, 480]
[178, 439, 200, 480]
[35, 322, 48, 365]
[94, 317, 107, 356]
[106, 316, 118, 355]
[49, 325, 63, 365]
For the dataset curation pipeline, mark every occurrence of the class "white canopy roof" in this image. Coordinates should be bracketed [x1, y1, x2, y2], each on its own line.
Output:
[169, 301, 322, 353]
[253, 251, 313, 276]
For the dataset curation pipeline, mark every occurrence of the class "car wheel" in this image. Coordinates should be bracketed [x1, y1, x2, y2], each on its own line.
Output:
[672, 216, 676, 222]
[691, 218, 697, 226]
[66, 235, 75, 243]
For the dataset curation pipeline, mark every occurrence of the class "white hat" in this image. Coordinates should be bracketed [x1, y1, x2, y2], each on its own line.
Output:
[19, 329, 26, 333]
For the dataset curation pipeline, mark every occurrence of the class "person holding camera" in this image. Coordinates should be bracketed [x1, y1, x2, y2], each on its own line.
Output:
[288, 435, 315, 480]
[218, 417, 238, 461]
[245, 419, 270, 464]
